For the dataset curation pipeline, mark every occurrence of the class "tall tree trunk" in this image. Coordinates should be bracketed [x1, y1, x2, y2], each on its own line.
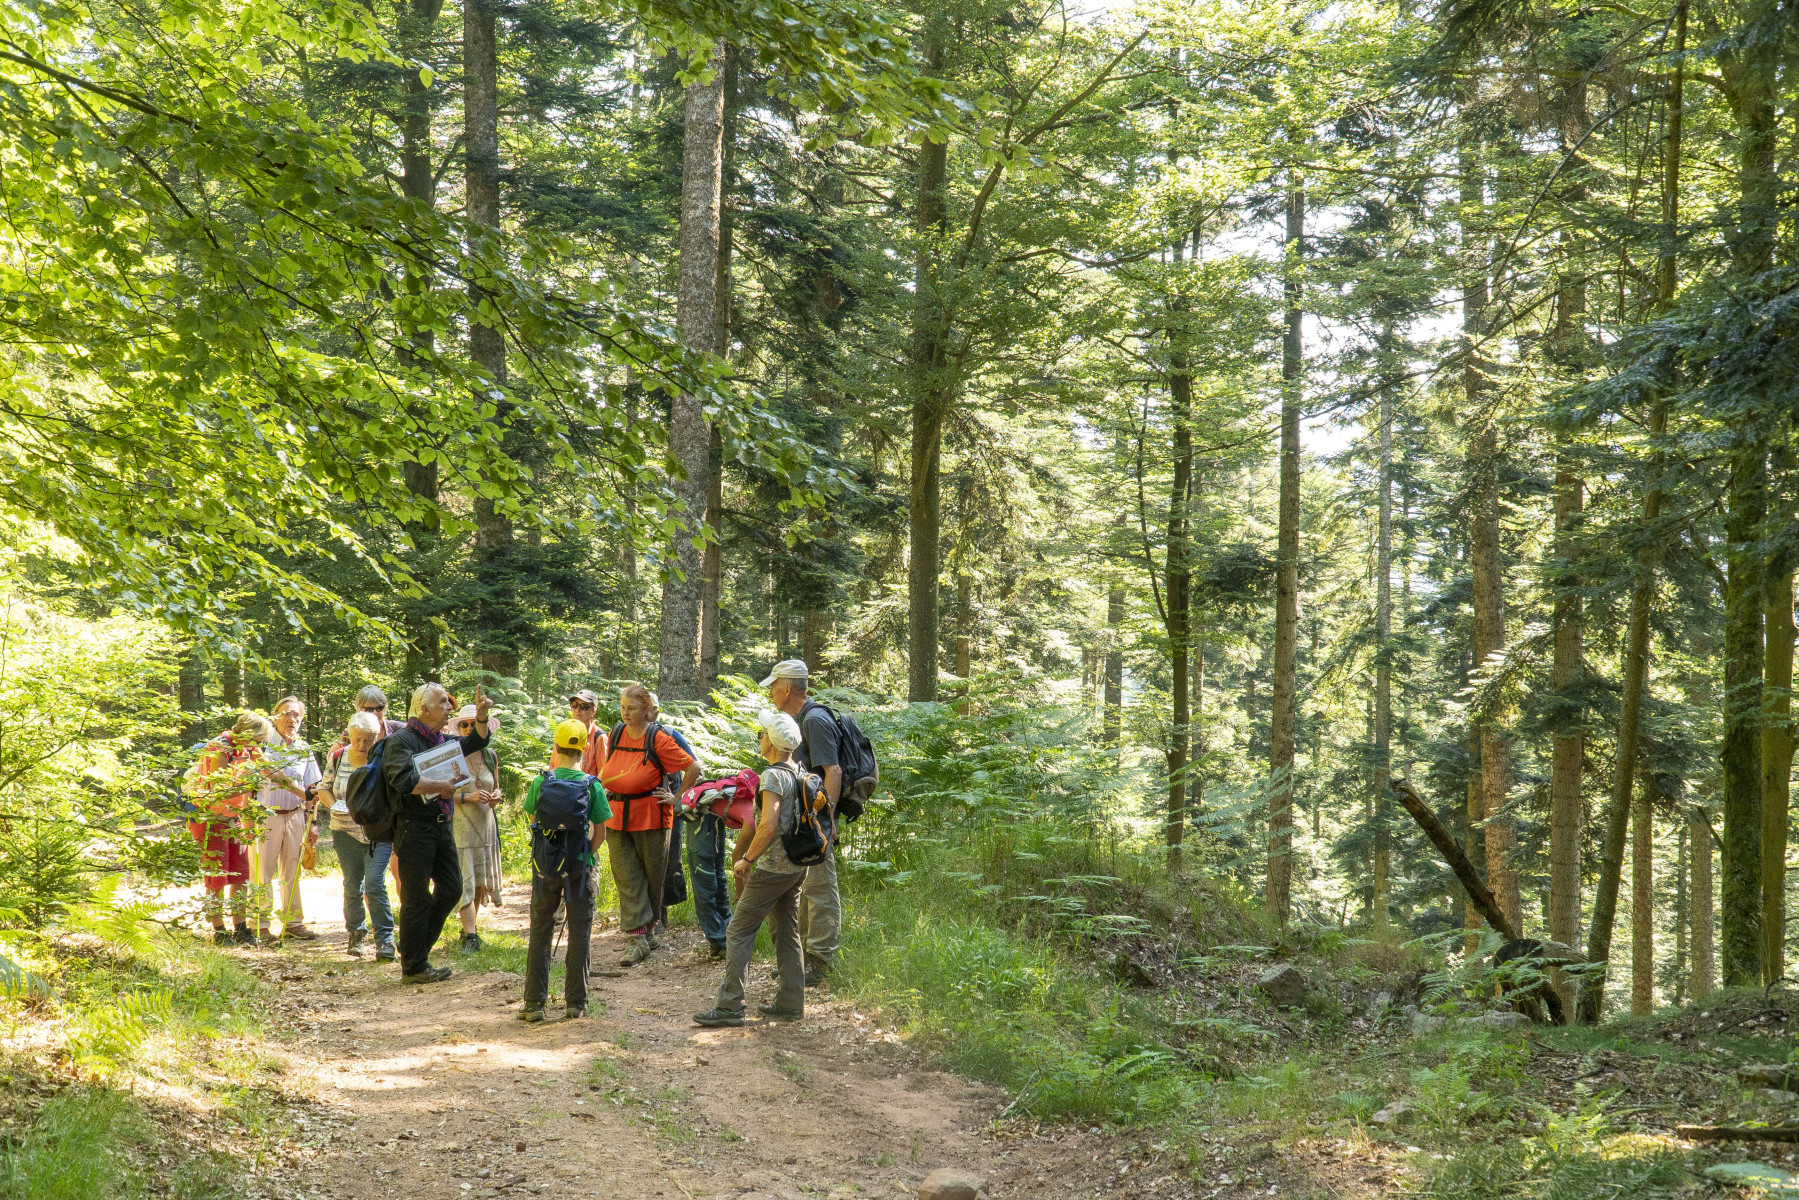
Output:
[907, 23, 949, 703]
[1762, 565, 1794, 980]
[1718, 0, 1778, 990]
[955, 571, 973, 715]
[1104, 579, 1124, 746]
[398, 0, 444, 688]
[658, 43, 726, 704]
[1373, 372, 1393, 928]
[1267, 178, 1303, 923]
[1465, 726, 1483, 955]
[1191, 638, 1206, 821]
[1692, 805, 1715, 999]
[1166, 273, 1193, 872]
[464, 0, 517, 681]
[1632, 766, 1655, 1014]
[1722, 444, 1767, 986]
[1578, 9, 1683, 1020]
[1675, 822, 1690, 1006]
[698, 49, 736, 699]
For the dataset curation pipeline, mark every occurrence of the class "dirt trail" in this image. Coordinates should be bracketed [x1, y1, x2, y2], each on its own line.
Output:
[242, 877, 1134, 1200]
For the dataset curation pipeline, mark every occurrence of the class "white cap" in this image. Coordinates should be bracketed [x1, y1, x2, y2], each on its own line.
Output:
[757, 710, 802, 752]
[758, 659, 809, 688]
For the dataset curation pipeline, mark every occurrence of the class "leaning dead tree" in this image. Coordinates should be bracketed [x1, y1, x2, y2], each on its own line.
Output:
[1390, 778, 1584, 1024]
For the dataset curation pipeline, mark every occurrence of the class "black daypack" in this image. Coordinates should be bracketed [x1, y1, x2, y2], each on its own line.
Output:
[800, 701, 879, 822]
[345, 739, 395, 842]
[532, 771, 595, 898]
[769, 761, 831, 867]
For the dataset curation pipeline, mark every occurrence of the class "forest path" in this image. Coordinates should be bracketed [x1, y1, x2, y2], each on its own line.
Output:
[240, 875, 1131, 1200]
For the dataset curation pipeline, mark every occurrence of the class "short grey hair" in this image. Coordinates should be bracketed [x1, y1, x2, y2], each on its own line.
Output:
[274, 695, 306, 716]
[356, 684, 389, 708]
[407, 682, 449, 719]
[347, 711, 383, 739]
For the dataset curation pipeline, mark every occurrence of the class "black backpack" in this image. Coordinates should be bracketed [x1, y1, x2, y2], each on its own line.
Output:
[533, 771, 592, 834]
[800, 701, 879, 822]
[532, 771, 595, 898]
[345, 739, 395, 842]
[605, 722, 672, 825]
[769, 762, 832, 867]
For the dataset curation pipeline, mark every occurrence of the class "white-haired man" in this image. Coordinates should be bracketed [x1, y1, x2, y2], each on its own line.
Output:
[381, 682, 493, 983]
[763, 660, 840, 987]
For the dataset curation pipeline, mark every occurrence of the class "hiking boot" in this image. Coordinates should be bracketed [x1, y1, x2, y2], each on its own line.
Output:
[708, 941, 727, 961]
[518, 1007, 546, 1024]
[803, 956, 829, 989]
[459, 932, 482, 953]
[283, 924, 320, 941]
[692, 1007, 745, 1028]
[620, 936, 653, 967]
[402, 965, 453, 985]
[232, 926, 256, 947]
[346, 928, 367, 956]
[259, 933, 283, 948]
[375, 942, 396, 962]
[562, 1006, 588, 1021]
[212, 929, 232, 946]
[758, 1004, 803, 1022]
[646, 930, 662, 950]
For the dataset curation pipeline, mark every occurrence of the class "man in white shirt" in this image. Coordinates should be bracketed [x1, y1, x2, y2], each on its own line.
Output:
[256, 695, 323, 944]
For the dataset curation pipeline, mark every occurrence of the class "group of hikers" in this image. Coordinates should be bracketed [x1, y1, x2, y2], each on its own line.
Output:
[183, 659, 872, 1027]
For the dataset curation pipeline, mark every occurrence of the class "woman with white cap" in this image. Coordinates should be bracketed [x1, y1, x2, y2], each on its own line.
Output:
[445, 704, 505, 952]
[692, 709, 810, 1027]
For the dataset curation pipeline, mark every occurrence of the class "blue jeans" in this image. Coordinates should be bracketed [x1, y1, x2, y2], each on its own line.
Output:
[687, 813, 732, 946]
[334, 830, 394, 948]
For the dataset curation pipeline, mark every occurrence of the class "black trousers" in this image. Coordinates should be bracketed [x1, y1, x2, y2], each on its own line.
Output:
[525, 864, 594, 1012]
[393, 815, 462, 975]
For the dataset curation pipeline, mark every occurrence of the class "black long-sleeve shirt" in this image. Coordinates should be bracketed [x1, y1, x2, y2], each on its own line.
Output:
[382, 721, 492, 821]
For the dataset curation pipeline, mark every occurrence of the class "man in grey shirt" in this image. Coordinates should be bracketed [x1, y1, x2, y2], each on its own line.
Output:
[763, 659, 839, 988]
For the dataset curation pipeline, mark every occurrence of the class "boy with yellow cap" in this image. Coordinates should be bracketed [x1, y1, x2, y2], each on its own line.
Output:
[520, 720, 610, 1022]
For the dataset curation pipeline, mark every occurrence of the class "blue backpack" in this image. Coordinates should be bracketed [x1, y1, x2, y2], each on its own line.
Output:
[533, 771, 594, 897]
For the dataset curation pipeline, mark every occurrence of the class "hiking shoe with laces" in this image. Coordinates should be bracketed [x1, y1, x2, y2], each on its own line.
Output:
[758, 1004, 803, 1021]
[563, 1006, 588, 1021]
[402, 965, 453, 984]
[459, 932, 482, 953]
[346, 928, 367, 956]
[518, 1007, 545, 1024]
[620, 936, 653, 967]
[803, 956, 829, 989]
[283, 924, 320, 941]
[708, 941, 727, 961]
[692, 1007, 745, 1028]
[212, 929, 232, 946]
[375, 942, 396, 962]
[259, 933, 283, 948]
[232, 926, 256, 947]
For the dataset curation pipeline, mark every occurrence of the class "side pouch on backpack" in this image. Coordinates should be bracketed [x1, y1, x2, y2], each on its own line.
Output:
[774, 763, 831, 868]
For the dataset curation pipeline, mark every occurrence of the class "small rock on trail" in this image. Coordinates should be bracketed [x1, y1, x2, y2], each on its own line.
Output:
[1258, 963, 1306, 1008]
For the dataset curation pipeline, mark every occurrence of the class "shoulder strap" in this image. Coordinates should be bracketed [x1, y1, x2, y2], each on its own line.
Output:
[642, 723, 665, 775]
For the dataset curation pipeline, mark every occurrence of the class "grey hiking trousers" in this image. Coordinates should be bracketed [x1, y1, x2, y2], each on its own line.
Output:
[715, 867, 805, 1016]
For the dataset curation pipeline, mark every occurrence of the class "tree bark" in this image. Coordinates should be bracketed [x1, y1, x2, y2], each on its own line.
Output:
[398, 0, 444, 688]
[1465, 726, 1483, 956]
[1692, 804, 1715, 999]
[1721, 441, 1767, 986]
[1267, 179, 1303, 923]
[955, 571, 973, 715]
[698, 49, 736, 700]
[1104, 580, 1124, 746]
[1762, 565, 1795, 980]
[657, 44, 726, 704]
[907, 23, 949, 703]
[1632, 766, 1655, 1015]
[1373, 371, 1393, 928]
[1166, 274, 1193, 872]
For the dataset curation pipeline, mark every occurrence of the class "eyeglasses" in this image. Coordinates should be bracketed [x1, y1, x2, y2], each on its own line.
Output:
[572, 703, 596, 712]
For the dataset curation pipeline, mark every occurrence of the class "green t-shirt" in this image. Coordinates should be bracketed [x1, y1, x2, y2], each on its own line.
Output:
[523, 767, 611, 824]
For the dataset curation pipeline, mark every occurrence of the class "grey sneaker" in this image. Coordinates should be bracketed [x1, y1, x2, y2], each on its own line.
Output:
[692, 1007, 745, 1028]
[375, 942, 396, 962]
[620, 936, 653, 967]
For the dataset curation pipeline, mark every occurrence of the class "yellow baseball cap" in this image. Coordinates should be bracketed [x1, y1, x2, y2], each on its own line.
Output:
[553, 720, 588, 751]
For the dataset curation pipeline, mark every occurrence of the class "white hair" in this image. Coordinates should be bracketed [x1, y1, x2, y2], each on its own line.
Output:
[347, 711, 383, 739]
[407, 682, 449, 719]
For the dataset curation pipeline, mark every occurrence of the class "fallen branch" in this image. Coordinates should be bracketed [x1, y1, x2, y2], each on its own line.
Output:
[1677, 1124, 1799, 1143]
[1389, 778, 1518, 940]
